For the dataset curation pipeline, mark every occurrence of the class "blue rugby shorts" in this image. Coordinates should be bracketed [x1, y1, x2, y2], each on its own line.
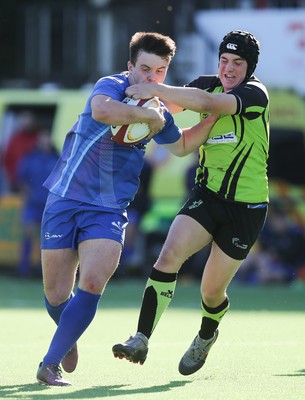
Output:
[41, 193, 128, 250]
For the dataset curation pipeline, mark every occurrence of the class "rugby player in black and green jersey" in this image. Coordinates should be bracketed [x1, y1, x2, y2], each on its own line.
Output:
[113, 30, 270, 376]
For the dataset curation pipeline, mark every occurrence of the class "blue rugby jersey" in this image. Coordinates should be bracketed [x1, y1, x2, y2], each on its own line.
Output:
[44, 73, 182, 209]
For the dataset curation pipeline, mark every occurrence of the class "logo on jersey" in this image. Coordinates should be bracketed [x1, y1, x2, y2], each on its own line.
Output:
[206, 132, 237, 144]
[232, 237, 248, 250]
[188, 199, 203, 209]
[226, 43, 238, 51]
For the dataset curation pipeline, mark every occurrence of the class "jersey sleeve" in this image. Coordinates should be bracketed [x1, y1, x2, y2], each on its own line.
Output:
[230, 79, 269, 117]
[90, 75, 129, 102]
[153, 108, 182, 145]
[185, 75, 220, 91]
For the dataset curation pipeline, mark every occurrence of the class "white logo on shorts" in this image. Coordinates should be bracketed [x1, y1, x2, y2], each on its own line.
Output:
[111, 221, 127, 235]
[188, 200, 203, 210]
[45, 232, 63, 240]
[232, 237, 248, 250]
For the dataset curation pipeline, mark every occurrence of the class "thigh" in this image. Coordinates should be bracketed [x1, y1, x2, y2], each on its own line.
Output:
[214, 204, 267, 260]
[201, 242, 242, 306]
[41, 194, 128, 249]
[42, 248, 79, 304]
[78, 238, 122, 294]
[40, 194, 79, 250]
[155, 214, 213, 273]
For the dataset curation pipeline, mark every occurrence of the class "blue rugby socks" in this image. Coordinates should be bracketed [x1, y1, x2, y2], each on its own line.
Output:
[44, 292, 74, 325]
[42, 288, 101, 366]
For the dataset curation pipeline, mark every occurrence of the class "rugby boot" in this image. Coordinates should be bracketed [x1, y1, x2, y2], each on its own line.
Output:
[178, 329, 219, 375]
[36, 362, 71, 386]
[112, 332, 148, 365]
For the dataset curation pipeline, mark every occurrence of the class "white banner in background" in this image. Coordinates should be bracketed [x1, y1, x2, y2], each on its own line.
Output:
[195, 9, 305, 94]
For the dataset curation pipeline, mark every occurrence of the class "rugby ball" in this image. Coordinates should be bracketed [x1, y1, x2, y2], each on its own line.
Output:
[111, 97, 161, 146]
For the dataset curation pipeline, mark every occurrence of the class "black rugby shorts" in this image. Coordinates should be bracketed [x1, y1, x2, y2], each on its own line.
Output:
[178, 186, 267, 260]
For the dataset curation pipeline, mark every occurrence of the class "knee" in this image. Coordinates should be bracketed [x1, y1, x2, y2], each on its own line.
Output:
[45, 292, 70, 307]
[79, 271, 110, 295]
[201, 284, 226, 307]
[154, 245, 183, 273]
[44, 284, 72, 306]
[80, 280, 104, 295]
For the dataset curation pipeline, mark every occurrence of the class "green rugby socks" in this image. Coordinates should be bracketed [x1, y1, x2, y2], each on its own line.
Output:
[137, 268, 177, 338]
[199, 297, 230, 340]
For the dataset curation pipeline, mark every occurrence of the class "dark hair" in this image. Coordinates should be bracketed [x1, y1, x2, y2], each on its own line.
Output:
[219, 30, 260, 79]
[129, 32, 176, 65]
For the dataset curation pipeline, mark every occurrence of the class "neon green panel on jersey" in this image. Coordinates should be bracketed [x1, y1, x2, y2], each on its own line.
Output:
[197, 93, 269, 203]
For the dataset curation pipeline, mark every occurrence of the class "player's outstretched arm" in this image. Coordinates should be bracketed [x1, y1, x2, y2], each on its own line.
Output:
[126, 83, 237, 115]
[164, 114, 218, 157]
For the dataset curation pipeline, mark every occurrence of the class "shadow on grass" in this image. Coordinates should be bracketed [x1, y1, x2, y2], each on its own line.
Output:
[0, 380, 191, 399]
[275, 369, 305, 377]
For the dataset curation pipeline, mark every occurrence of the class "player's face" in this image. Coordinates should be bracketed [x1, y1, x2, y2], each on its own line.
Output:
[128, 51, 170, 85]
[218, 53, 248, 92]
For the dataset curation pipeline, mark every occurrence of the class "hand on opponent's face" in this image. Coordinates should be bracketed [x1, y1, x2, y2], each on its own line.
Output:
[126, 83, 157, 101]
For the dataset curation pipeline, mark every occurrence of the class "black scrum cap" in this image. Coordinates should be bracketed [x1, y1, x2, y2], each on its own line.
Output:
[219, 30, 260, 79]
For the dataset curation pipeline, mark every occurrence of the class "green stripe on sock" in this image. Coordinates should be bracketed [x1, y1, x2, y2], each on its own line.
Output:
[137, 278, 176, 337]
[147, 278, 176, 332]
[201, 298, 230, 323]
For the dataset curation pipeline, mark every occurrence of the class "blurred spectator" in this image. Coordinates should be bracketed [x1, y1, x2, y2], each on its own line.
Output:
[3, 110, 40, 192]
[0, 146, 9, 197]
[238, 200, 305, 285]
[16, 129, 59, 277]
[119, 159, 153, 277]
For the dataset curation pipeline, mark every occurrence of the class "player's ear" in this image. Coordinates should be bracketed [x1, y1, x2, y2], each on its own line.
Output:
[127, 61, 133, 72]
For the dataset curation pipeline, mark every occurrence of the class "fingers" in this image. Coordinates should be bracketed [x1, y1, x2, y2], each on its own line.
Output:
[126, 84, 149, 100]
[205, 114, 219, 123]
[126, 87, 138, 99]
[148, 116, 166, 138]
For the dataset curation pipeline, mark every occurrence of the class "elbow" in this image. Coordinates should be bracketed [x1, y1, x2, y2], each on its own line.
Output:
[165, 136, 189, 157]
[165, 145, 184, 157]
[92, 108, 110, 123]
[173, 136, 189, 157]
[91, 111, 98, 122]
[173, 148, 187, 157]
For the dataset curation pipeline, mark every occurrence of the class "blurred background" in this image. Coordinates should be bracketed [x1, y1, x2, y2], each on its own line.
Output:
[1, 0, 305, 286]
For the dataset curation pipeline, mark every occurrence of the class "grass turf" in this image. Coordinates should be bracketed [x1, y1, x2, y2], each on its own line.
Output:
[0, 275, 304, 400]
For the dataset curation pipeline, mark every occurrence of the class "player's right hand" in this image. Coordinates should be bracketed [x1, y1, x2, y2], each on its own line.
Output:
[146, 107, 165, 138]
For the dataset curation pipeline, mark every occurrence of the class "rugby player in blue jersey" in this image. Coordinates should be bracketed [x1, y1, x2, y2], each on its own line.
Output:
[36, 31, 217, 386]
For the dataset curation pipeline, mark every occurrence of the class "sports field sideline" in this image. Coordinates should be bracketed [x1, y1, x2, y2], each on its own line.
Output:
[0, 275, 304, 400]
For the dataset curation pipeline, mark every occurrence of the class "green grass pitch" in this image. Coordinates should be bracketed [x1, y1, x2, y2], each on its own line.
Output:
[0, 275, 304, 400]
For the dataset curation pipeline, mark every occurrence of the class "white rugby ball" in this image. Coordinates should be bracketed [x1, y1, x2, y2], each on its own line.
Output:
[111, 97, 161, 146]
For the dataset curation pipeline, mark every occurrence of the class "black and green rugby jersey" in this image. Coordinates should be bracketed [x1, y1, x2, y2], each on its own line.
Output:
[187, 75, 269, 204]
